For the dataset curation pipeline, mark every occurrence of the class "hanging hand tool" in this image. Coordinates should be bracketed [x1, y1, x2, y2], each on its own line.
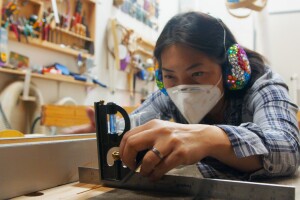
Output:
[10, 22, 20, 42]
[51, 0, 60, 24]
[4, 2, 20, 41]
[18, 18, 28, 43]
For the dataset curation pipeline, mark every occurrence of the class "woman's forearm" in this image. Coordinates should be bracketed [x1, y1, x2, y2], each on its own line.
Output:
[206, 125, 262, 173]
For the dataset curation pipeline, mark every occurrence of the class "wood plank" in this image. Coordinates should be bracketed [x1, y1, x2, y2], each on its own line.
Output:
[40, 104, 137, 127]
[13, 182, 114, 200]
[41, 105, 91, 127]
[0, 133, 96, 145]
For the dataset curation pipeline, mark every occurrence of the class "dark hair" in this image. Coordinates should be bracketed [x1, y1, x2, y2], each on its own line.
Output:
[154, 12, 266, 96]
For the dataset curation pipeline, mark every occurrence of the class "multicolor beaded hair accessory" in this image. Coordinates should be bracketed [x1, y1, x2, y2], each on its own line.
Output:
[155, 69, 168, 95]
[225, 44, 251, 90]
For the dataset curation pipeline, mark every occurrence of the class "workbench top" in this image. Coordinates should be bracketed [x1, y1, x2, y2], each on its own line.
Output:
[12, 167, 300, 200]
[13, 182, 196, 200]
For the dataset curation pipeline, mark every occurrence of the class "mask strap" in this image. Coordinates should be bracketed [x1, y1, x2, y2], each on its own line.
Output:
[212, 75, 224, 101]
[215, 75, 223, 88]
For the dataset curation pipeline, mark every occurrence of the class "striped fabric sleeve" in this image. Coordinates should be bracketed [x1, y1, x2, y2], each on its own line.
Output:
[217, 83, 300, 179]
[131, 90, 173, 125]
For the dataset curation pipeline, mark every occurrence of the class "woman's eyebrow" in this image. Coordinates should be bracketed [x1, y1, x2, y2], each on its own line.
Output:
[162, 63, 204, 72]
[161, 67, 175, 72]
[186, 63, 204, 71]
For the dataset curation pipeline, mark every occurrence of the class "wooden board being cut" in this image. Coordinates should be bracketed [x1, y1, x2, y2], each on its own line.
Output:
[41, 104, 138, 127]
[41, 105, 91, 127]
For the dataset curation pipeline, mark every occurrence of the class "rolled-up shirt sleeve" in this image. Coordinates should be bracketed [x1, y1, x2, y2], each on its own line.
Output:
[217, 83, 300, 179]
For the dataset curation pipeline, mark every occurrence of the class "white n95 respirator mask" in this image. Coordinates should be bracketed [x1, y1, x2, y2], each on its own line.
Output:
[166, 77, 223, 124]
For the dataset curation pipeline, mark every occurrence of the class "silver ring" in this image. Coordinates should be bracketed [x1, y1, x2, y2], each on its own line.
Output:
[151, 147, 164, 159]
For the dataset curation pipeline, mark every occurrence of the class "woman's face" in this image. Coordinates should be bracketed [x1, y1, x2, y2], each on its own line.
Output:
[161, 44, 224, 93]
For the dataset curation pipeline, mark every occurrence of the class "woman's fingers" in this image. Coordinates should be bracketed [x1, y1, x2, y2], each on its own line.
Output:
[60, 107, 96, 134]
[148, 150, 184, 181]
[140, 144, 172, 176]
[120, 119, 160, 158]
[86, 107, 95, 127]
[121, 129, 159, 169]
[60, 124, 95, 134]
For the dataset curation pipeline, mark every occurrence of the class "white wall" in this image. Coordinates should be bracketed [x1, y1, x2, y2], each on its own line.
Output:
[179, 0, 255, 49]
[267, 1, 300, 105]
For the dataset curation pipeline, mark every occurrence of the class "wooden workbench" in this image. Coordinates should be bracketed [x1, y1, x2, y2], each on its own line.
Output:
[13, 183, 112, 200]
[12, 167, 300, 199]
[13, 182, 196, 199]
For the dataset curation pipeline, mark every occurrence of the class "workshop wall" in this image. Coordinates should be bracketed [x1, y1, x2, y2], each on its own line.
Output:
[84, 0, 180, 106]
[0, 0, 94, 113]
[182, 0, 255, 51]
[177, 0, 300, 106]
[267, 1, 300, 105]
[0, 40, 85, 104]
[0, 0, 180, 109]
[2, 0, 298, 114]
[0, 0, 181, 134]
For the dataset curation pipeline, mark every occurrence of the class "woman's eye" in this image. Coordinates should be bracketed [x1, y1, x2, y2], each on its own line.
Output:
[192, 72, 204, 77]
[163, 75, 174, 79]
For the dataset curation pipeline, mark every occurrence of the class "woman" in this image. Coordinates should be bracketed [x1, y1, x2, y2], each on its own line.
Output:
[67, 12, 300, 181]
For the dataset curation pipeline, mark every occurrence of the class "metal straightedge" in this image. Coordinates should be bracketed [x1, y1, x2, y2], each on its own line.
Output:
[78, 167, 295, 200]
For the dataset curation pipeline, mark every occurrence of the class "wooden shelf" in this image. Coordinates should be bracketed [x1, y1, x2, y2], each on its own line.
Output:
[8, 32, 93, 59]
[134, 47, 153, 58]
[136, 37, 155, 49]
[0, 67, 95, 86]
[54, 27, 94, 42]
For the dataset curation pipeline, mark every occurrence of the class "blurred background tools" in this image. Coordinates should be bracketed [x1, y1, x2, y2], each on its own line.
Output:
[1, 0, 95, 55]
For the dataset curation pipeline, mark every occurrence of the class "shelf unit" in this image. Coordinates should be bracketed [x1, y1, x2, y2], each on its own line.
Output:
[54, 27, 94, 42]
[0, 67, 94, 86]
[7, 31, 93, 59]
[0, 0, 96, 59]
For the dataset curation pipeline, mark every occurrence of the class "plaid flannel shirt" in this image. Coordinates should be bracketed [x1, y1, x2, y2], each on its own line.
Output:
[131, 67, 300, 180]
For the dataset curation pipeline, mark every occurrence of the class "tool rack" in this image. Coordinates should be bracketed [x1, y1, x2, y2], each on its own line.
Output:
[0, 0, 96, 59]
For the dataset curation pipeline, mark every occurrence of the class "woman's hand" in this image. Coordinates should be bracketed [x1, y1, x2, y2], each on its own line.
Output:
[119, 119, 262, 181]
[119, 119, 218, 181]
[61, 107, 96, 134]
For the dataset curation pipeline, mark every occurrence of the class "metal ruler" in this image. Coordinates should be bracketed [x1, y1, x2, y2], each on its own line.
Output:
[78, 167, 295, 200]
